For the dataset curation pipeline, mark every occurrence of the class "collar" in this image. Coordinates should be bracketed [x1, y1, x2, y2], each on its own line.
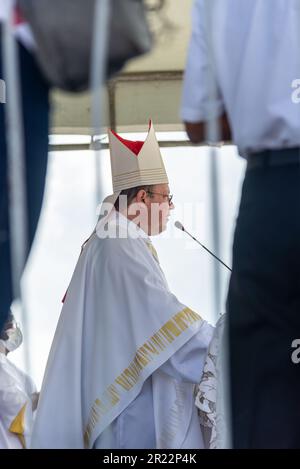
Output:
[112, 211, 150, 241]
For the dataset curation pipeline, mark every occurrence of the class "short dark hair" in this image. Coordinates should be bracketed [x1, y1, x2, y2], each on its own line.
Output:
[114, 185, 154, 211]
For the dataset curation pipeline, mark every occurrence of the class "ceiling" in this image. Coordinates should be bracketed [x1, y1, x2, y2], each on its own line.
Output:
[51, 0, 194, 136]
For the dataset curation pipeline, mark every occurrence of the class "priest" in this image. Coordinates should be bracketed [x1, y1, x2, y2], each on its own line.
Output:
[31, 121, 213, 449]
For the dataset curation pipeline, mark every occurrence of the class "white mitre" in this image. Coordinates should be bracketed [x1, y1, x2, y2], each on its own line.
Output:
[105, 120, 169, 207]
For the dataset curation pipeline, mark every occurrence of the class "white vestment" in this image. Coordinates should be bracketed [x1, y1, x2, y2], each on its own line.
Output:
[196, 314, 229, 449]
[0, 353, 36, 448]
[31, 212, 213, 449]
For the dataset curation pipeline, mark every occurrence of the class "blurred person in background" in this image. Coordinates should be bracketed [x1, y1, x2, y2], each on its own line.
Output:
[0, 312, 38, 449]
[0, 0, 155, 332]
[181, 0, 300, 448]
[0, 0, 50, 332]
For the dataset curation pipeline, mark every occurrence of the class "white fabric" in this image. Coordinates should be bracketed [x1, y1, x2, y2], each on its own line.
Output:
[196, 314, 228, 449]
[181, 0, 300, 157]
[95, 325, 212, 449]
[0, 353, 36, 449]
[31, 212, 213, 449]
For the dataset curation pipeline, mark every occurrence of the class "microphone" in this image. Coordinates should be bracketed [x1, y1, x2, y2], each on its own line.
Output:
[174, 221, 232, 272]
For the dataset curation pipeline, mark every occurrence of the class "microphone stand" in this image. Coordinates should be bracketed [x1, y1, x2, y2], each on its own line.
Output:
[175, 222, 232, 272]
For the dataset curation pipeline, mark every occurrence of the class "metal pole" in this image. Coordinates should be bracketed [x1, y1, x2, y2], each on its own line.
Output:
[2, 3, 30, 373]
[90, 0, 111, 206]
[203, 0, 222, 322]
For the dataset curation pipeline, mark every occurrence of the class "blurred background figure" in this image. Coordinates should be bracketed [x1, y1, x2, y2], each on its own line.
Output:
[0, 0, 153, 333]
[0, 0, 50, 333]
[0, 312, 38, 449]
[182, 0, 300, 448]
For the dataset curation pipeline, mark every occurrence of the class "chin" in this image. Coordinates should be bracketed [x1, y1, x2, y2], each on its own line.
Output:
[162, 217, 170, 231]
[149, 218, 169, 236]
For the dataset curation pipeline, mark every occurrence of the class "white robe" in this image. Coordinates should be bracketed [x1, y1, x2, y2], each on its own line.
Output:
[196, 314, 228, 449]
[0, 353, 36, 449]
[95, 333, 212, 449]
[31, 212, 213, 449]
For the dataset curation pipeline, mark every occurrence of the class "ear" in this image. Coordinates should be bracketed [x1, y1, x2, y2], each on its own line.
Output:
[135, 189, 147, 204]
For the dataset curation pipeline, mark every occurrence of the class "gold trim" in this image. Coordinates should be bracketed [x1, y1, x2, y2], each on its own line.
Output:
[9, 403, 27, 449]
[146, 241, 160, 264]
[83, 307, 202, 448]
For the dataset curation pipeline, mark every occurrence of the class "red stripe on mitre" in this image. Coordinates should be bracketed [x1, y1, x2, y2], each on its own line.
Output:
[110, 131, 145, 156]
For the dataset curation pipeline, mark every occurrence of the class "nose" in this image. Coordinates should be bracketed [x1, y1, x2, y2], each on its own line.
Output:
[169, 201, 175, 210]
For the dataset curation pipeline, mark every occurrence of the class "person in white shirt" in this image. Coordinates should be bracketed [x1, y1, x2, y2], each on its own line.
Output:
[181, 0, 300, 449]
[0, 0, 50, 333]
[30, 121, 214, 449]
[0, 312, 38, 449]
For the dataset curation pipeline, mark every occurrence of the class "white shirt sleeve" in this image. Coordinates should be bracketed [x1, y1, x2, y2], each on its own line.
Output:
[181, 0, 224, 123]
[160, 321, 213, 383]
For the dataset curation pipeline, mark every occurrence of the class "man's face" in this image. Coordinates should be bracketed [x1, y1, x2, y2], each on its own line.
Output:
[136, 183, 174, 235]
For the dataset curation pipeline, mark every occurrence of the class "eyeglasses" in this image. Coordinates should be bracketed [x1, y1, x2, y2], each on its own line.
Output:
[146, 191, 173, 205]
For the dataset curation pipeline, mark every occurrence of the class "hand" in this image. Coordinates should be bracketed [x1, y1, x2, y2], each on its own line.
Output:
[184, 113, 232, 144]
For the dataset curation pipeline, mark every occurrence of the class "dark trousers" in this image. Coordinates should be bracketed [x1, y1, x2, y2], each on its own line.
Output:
[0, 36, 50, 331]
[227, 152, 300, 448]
